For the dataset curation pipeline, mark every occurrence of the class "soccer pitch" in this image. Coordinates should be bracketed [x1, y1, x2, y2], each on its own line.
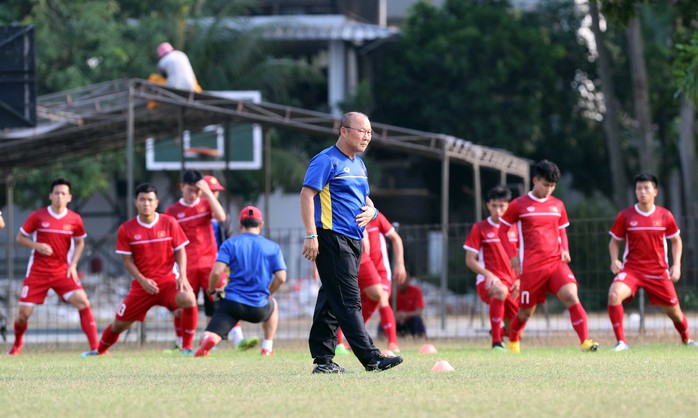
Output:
[2, 341, 697, 417]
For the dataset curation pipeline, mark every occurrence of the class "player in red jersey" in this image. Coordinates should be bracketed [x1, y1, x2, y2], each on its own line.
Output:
[464, 186, 520, 350]
[395, 276, 427, 338]
[608, 173, 697, 351]
[82, 183, 198, 356]
[164, 170, 227, 350]
[337, 212, 406, 354]
[498, 160, 599, 353]
[9, 178, 98, 355]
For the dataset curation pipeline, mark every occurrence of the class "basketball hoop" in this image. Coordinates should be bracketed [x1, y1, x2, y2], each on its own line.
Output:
[184, 147, 221, 158]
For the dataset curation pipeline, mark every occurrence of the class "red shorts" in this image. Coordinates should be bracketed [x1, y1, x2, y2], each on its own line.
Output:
[115, 280, 181, 322]
[358, 258, 382, 291]
[19, 268, 83, 305]
[380, 272, 392, 297]
[519, 262, 577, 308]
[186, 265, 224, 297]
[613, 269, 679, 306]
[476, 282, 519, 321]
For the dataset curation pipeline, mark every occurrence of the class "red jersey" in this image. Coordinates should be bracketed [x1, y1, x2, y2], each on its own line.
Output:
[366, 213, 395, 279]
[500, 192, 569, 273]
[463, 217, 518, 286]
[116, 213, 189, 284]
[609, 204, 679, 277]
[396, 284, 425, 313]
[20, 206, 87, 275]
[165, 198, 217, 269]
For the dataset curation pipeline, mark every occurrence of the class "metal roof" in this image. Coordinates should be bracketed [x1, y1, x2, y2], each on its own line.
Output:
[198, 14, 399, 42]
[0, 79, 530, 181]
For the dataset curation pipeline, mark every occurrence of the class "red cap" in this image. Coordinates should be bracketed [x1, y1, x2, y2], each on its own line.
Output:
[239, 206, 263, 222]
[204, 175, 225, 191]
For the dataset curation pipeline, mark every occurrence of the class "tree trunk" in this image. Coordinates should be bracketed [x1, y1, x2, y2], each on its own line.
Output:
[678, 94, 696, 217]
[589, 0, 629, 209]
[627, 16, 656, 174]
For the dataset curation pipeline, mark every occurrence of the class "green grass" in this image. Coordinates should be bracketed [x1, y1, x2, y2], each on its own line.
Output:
[1, 341, 697, 417]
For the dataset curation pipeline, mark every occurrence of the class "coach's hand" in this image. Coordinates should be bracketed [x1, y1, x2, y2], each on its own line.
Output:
[303, 237, 319, 261]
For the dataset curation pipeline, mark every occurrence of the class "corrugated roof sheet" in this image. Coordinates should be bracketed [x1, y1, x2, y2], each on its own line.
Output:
[200, 14, 399, 42]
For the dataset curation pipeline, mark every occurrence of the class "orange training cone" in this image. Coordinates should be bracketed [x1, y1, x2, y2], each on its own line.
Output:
[419, 343, 438, 354]
[431, 360, 455, 372]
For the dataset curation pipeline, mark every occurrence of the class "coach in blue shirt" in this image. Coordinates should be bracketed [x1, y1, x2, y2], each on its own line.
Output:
[301, 112, 403, 374]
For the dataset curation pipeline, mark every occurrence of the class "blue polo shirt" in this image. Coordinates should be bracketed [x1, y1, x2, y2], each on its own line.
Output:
[303, 145, 369, 241]
[217, 233, 287, 307]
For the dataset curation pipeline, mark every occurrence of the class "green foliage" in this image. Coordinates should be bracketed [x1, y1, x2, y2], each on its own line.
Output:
[374, 0, 608, 197]
[674, 31, 698, 104]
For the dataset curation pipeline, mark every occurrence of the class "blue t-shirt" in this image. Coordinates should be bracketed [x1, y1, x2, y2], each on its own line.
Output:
[217, 233, 287, 307]
[302, 145, 369, 241]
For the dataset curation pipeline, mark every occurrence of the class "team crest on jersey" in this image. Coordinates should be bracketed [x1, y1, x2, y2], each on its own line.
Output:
[343, 167, 351, 173]
[526, 207, 535, 212]
[654, 221, 661, 226]
[177, 213, 185, 218]
[157, 231, 166, 238]
[630, 221, 638, 226]
[551, 206, 559, 213]
[41, 222, 50, 228]
[134, 234, 142, 240]
[63, 224, 72, 231]
[487, 232, 495, 238]
[508, 231, 516, 238]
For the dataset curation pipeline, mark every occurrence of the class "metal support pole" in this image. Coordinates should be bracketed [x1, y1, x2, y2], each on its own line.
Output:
[126, 83, 135, 220]
[179, 107, 186, 174]
[473, 164, 482, 222]
[264, 128, 272, 237]
[5, 172, 15, 335]
[638, 288, 646, 334]
[125, 82, 143, 345]
[440, 141, 450, 330]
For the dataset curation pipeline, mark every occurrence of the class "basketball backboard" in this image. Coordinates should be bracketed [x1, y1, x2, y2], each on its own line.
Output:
[145, 90, 262, 171]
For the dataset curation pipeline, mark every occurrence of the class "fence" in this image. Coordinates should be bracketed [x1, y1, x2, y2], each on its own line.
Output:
[1, 217, 697, 351]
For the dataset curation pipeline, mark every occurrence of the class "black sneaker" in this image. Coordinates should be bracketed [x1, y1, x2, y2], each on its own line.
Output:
[312, 362, 350, 374]
[365, 354, 404, 372]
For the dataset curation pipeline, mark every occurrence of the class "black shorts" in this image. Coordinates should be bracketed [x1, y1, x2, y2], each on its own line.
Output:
[206, 298, 274, 338]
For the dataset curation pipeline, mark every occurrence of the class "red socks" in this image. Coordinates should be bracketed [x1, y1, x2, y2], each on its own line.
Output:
[174, 315, 183, 340]
[509, 315, 527, 342]
[608, 304, 625, 343]
[673, 314, 690, 343]
[568, 302, 589, 343]
[378, 305, 398, 345]
[79, 307, 99, 350]
[490, 298, 505, 345]
[180, 307, 198, 350]
[12, 321, 27, 352]
[361, 297, 379, 323]
[98, 324, 120, 354]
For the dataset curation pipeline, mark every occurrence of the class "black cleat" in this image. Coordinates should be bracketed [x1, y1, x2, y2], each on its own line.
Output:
[365, 354, 404, 372]
[312, 362, 351, 374]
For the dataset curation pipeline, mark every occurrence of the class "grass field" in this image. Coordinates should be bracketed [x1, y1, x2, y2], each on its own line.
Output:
[2, 340, 697, 418]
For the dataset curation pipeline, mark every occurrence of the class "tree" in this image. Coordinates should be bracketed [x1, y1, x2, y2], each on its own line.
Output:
[373, 0, 608, 201]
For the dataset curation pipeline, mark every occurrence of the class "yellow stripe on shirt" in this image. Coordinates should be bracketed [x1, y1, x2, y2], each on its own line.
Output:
[320, 183, 333, 230]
